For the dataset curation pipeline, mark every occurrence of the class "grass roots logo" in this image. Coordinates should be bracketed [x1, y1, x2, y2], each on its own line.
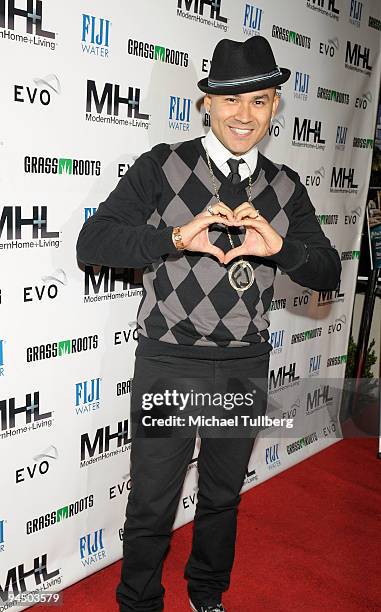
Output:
[24, 156, 101, 175]
[26, 496, 94, 534]
[26, 335, 98, 362]
[272, 25, 311, 49]
[127, 39, 189, 67]
[317, 86, 350, 105]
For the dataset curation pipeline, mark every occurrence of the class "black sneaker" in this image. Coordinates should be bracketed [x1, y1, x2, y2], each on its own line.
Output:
[189, 597, 226, 612]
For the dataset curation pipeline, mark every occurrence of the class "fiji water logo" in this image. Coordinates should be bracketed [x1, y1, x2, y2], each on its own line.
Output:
[294, 71, 310, 101]
[265, 443, 281, 470]
[84, 207, 97, 222]
[75, 378, 101, 415]
[0, 520, 5, 552]
[80, 529, 106, 566]
[169, 96, 191, 131]
[309, 354, 321, 377]
[349, 0, 362, 27]
[81, 14, 110, 58]
[270, 330, 284, 354]
[0, 340, 4, 376]
[242, 4, 263, 36]
[336, 125, 348, 150]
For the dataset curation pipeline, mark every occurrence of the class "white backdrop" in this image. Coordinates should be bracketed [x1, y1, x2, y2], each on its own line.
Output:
[0, 0, 380, 609]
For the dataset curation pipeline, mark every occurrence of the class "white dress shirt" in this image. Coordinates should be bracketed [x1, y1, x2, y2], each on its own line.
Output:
[202, 129, 258, 181]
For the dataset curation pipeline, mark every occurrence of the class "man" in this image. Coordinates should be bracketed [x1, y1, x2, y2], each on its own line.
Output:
[77, 36, 341, 612]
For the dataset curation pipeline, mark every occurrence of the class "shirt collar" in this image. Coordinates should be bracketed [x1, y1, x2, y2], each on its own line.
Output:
[203, 128, 258, 176]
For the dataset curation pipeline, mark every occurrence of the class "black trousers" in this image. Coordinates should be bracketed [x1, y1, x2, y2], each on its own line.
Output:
[116, 351, 270, 612]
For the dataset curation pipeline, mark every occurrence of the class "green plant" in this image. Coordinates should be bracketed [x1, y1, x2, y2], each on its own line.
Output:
[345, 334, 377, 379]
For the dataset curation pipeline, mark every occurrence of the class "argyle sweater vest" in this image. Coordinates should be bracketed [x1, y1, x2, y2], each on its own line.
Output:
[77, 137, 342, 359]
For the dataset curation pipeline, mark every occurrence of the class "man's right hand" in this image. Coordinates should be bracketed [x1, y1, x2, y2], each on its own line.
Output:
[172, 211, 236, 265]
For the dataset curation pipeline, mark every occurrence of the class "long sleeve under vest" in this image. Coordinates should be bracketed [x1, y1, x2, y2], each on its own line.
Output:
[77, 137, 342, 359]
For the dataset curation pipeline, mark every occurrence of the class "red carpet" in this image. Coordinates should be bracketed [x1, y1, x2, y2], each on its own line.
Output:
[37, 439, 381, 611]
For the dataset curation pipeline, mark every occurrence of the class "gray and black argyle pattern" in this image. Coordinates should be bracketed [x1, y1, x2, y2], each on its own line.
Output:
[136, 138, 295, 352]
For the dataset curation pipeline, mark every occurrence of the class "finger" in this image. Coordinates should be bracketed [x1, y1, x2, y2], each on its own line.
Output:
[204, 244, 225, 265]
[233, 208, 257, 222]
[234, 208, 261, 223]
[206, 203, 235, 221]
[198, 215, 236, 229]
[236, 218, 264, 228]
[233, 202, 251, 215]
[224, 245, 247, 265]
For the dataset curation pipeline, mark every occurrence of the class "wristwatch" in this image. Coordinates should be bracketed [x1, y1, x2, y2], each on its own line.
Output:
[172, 226, 185, 250]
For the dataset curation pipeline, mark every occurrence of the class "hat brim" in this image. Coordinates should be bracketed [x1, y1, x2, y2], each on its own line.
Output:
[197, 68, 291, 95]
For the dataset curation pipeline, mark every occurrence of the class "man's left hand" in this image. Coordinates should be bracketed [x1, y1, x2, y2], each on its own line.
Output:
[223, 202, 283, 265]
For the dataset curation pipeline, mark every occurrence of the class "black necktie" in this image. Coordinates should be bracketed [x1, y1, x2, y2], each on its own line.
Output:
[227, 158, 244, 184]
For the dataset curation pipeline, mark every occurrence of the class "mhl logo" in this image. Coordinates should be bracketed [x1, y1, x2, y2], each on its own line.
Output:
[169, 96, 191, 131]
[0, 553, 59, 601]
[242, 4, 262, 35]
[349, 0, 362, 27]
[75, 378, 101, 414]
[318, 283, 345, 304]
[307, 0, 339, 16]
[330, 167, 358, 190]
[309, 354, 321, 375]
[269, 363, 300, 392]
[0, 206, 58, 240]
[293, 118, 325, 145]
[80, 420, 130, 462]
[86, 80, 149, 120]
[177, 0, 228, 23]
[84, 266, 140, 297]
[80, 529, 106, 566]
[0, 392, 51, 432]
[306, 385, 333, 413]
[0, 0, 55, 38]
[294, 72, 309, 100]
[345, 42, 372, 72]
[0, 340, 4, 376]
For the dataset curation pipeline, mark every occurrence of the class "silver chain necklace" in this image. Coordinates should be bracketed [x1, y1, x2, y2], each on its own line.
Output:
[204, 148, 255, 293]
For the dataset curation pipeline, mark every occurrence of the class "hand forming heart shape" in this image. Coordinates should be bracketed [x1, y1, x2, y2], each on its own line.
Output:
[175, 202, 283, 265]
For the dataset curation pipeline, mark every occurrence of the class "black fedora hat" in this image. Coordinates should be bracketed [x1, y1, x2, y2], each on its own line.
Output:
[198, 36, 291, 95]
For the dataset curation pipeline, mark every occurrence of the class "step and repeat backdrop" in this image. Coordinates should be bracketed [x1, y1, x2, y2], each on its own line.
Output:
[0, 0, 380, 608]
